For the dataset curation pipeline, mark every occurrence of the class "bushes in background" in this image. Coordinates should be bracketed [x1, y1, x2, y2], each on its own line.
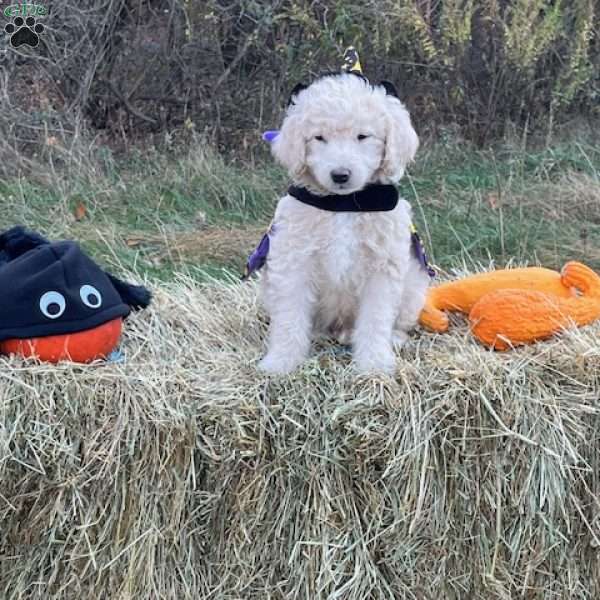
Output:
[0, 0, 597, 172]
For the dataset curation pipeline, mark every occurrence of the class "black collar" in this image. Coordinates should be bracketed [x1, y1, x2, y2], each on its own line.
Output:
[288, 184, 398, 212]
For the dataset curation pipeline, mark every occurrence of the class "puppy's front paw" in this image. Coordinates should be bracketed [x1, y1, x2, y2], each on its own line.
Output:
[354, 350, 397, 375]
[258, 352, 303, 375]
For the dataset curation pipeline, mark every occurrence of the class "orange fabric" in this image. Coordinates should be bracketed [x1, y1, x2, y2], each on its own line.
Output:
[469, 287, 600, 350]
[419, 266, 577, 333]
[419, 262, 600, 350]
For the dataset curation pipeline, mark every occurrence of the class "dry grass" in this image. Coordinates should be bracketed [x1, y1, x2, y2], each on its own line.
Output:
[2, 275, 600, 599]
[514, 172, 600, 223]
[123, 226, 267, 267]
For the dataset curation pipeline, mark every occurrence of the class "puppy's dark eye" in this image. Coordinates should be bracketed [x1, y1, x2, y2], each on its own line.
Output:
[315, 135, 326, 142]
[357, 134, 369, 141]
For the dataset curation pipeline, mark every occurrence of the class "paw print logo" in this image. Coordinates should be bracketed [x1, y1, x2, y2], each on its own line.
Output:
[4, 16, 44, 48]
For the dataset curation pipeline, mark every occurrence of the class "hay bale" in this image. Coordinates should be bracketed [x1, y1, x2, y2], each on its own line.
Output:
[2, 276, 600, 599]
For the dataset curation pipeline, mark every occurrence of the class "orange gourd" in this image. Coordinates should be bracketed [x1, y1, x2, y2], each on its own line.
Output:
[0, 317, 123, 363]
[419, 262, 600, 350]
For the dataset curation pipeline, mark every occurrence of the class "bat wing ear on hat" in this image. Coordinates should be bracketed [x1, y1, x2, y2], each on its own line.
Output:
[287, 82, 308, 106]
[106, 273, 152, 311]
[0, 226, 50, 264]
[379, 80, 400, 98]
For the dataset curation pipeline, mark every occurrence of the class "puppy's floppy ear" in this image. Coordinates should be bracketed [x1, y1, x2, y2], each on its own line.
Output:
[272, 85, 308, 180]
[381, 92, 419, 182]
[287, 82, 308, 106]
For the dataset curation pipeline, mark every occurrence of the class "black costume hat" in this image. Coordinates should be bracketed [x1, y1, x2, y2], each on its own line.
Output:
[286, 46, 401, 107]
[0, 226, 151, 341]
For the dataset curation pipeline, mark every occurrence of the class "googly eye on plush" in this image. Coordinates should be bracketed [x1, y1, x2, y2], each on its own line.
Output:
[80, 284, 103, 308]
[39, 291, 66, 319]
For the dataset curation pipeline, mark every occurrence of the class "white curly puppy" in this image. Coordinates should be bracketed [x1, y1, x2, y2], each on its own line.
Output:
[259, 72, 429, 374]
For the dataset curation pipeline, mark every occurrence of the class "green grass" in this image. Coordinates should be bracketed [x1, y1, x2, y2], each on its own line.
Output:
[407, 140, 600, 272]
[1, 138, 599, 281]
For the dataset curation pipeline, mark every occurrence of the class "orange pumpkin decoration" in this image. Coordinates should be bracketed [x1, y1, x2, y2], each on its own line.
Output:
[0, 227, 151, 365]
[0, 318, 123, 364]
[420, 262, 600, 350]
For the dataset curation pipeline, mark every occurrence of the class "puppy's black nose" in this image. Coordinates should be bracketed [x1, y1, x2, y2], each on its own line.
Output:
[331, 169, 351, 184]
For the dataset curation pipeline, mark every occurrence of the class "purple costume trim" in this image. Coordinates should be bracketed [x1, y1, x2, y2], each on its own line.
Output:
[262, 130, 279, 143]
[411, 231, 436, 278]
[242, 224, 276, 280]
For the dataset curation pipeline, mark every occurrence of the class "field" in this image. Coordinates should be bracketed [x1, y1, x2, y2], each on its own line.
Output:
[4, 134, 600, 281]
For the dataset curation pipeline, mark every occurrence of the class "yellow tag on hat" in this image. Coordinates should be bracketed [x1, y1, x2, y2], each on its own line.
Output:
[341, 46, 363, 74]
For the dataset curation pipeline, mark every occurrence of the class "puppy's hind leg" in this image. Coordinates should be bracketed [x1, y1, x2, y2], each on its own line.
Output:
[394, 262, 430, 349]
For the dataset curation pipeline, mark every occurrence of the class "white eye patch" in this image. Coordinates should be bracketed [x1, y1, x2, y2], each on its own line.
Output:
[80, 285, 102, 308]
[39, 291, 66, 319]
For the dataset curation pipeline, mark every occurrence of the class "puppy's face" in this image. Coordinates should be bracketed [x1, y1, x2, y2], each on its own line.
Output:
[305, 119, 385, 194]
[272, 74, 418, 195]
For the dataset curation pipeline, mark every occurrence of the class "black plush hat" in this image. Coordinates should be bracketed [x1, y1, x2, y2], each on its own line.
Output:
[0, 226, 151, 341]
